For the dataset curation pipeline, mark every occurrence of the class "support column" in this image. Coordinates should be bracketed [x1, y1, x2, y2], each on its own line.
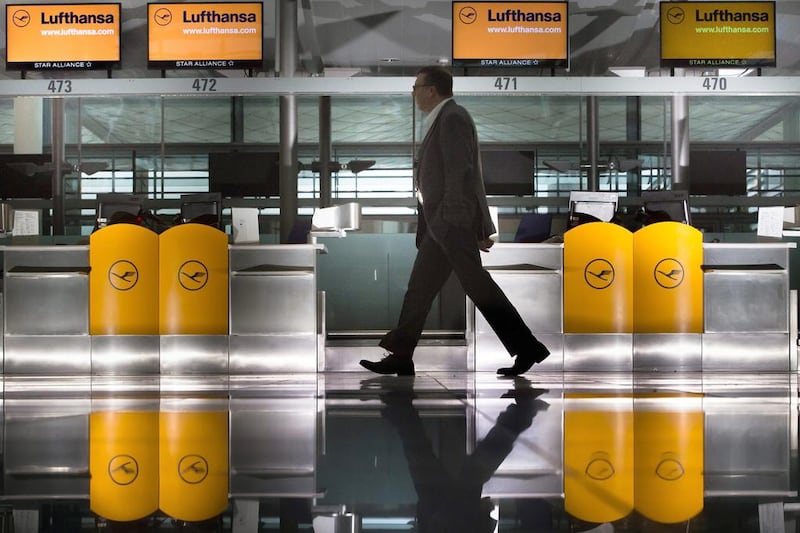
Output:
[587, 95, 599, 192]
[278, 0, 299, 244]
[51, 98, 65, 236]
[319, 95, 332, 207]
[671, 94, 690, 190]
[626, 96, 642, 195]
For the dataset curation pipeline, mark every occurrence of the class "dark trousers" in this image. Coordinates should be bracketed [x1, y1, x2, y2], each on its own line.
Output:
[380, 224, 538, 358]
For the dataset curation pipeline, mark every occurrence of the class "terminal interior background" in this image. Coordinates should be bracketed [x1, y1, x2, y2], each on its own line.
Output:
[2, 0, 800, 531]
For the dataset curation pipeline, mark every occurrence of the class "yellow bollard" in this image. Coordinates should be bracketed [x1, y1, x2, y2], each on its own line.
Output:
[564, 222, 633, 333]
[89, 224, 159, 335]
[158, 224, 229, 335]
[633, 222, 703, 333]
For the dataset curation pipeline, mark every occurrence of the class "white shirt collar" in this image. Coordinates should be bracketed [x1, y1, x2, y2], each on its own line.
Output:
[422, 97, 452, 136]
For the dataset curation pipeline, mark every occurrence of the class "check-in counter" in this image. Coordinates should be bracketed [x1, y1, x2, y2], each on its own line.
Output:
[229, 244, 324, 373]
[3, 245, 90, 374]
[702, 242, 796, 372]
[470, 243, 563, 372]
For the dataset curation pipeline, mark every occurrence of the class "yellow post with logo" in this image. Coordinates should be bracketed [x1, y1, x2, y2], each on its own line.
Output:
[159, 406, 229, 522]
[634, 392, 704, 524]
[563, 222, 633, 333]
[89, 410, 159, 522]
[159, 224, 229, 335]
[90, 224, 160, 335]
[633, 222, 703, 333]
[564, 393, 634, 524]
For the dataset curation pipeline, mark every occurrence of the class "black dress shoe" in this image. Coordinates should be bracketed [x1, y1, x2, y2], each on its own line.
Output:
[359, 353, 415, 376]
[497, 342, 550, 376]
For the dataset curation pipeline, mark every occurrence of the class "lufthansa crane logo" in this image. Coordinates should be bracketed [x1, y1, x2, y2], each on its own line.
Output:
[153, 7, 173, 26]
[585, 452, 615, 481]
[108, 260, 139, 291]
[665, 6, 686, 25]
[178, 454, 209, 484]
[654, 258, 685, 289]
[584, 258, 615, 290]
[108, 454, 139, 486]
[11, 9, 31, 28]
[655, 453, 685, 481]
[178, 260, 209, 291]
[458, 6, 478, 24]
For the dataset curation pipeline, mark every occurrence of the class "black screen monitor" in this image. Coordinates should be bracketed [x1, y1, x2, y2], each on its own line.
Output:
[180, 192, 222, 228]
[208, 152, 279, 198]
[480, 150, 534, 196]
[689, 150, 747, 196]
[641, 190, 691, 225]
[95, 193, 146, 228]
[0, 154, 53, 199]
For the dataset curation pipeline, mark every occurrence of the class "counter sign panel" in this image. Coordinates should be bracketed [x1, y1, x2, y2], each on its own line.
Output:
[452, 1, 568, 68]
[660, 1, 776, 67]
[5, 3, 121, 71]
[148, 2, 263, 69]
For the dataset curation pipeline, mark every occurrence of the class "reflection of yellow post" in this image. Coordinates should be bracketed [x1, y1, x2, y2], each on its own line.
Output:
[159, 409, 229, 522]
[159, 224, 229, 335]
[634, 393, 704, 524]
[90, 411, 159, 521]
[89, 225, 159, 335]
[564, 393, 634, 523]
[633, 222, 703, 333]
[564, 222, 633, 333]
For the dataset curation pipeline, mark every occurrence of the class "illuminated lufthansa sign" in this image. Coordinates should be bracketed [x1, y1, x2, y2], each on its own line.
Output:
[660, 1, 776, 67]
[147, 2, 264, 69]
[452, 1, 569, 68]
[5, 3, 121, 71]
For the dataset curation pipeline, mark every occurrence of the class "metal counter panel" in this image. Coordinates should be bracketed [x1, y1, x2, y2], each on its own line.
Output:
[563, 334, 633, 372]
[703, 333, 791, 372]
[159, 335, 229, 374]
[633, 333, 702, 372]
[229, 335, 318, 373]
[91, 335, 160, 375]
[230, 272, 316, 335]
[704, 270, 788, 333]
[4, 273, 89, 335]
[4, 336, 91, 375]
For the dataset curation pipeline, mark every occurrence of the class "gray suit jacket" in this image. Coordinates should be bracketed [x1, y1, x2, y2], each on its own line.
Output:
[415, 99, 495, 247]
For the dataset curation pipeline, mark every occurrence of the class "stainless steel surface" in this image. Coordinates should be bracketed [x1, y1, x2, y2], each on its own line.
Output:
[633, 333, 702, 372]
[90, 335, 160, 375]
[704, 270, 788, 333]
[159, 335, 229, 375]
[474, 243, 563, 372]
[3, 247, 89, 336]
[563, 334, 633, 372]
[229, 244, 320, 373]
[3, 336, 91, 375]
[703, 333, 792, 373]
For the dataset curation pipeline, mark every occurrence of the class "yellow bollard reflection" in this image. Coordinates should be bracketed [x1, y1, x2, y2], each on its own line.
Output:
[159, 409, 229, 522]
[634, 393, 704, 524]
[89, 410, 159, 522]
[564, 393, 634, 523]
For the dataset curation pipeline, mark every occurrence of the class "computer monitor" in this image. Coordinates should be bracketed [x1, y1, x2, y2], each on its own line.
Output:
[208, 152, 280, 198]
[180, 192, 222, 228]
[641, 190, 691, 225]
[480, 150, 535, 196]
[568, 191, 619, 228]
[95, 193, 145, 229]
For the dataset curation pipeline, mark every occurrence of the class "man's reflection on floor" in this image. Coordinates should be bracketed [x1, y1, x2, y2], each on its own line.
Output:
[365, 376, 550, 533]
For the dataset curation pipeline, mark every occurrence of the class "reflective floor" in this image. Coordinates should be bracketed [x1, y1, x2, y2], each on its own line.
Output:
[0, 370, 798, 532]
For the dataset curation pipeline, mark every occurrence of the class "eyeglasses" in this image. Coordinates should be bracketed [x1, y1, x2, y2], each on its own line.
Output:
[412, 84, 433, 91]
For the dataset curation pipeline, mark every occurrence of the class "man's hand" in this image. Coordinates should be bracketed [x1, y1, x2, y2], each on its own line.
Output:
[479, 239, 495, 252]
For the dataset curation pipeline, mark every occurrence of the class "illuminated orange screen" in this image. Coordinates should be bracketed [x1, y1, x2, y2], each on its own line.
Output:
[148, 2, 263, 67]
[6, 3, 121, 68]
[660, 1, 776, 67]
[452, 1, 568, 66]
